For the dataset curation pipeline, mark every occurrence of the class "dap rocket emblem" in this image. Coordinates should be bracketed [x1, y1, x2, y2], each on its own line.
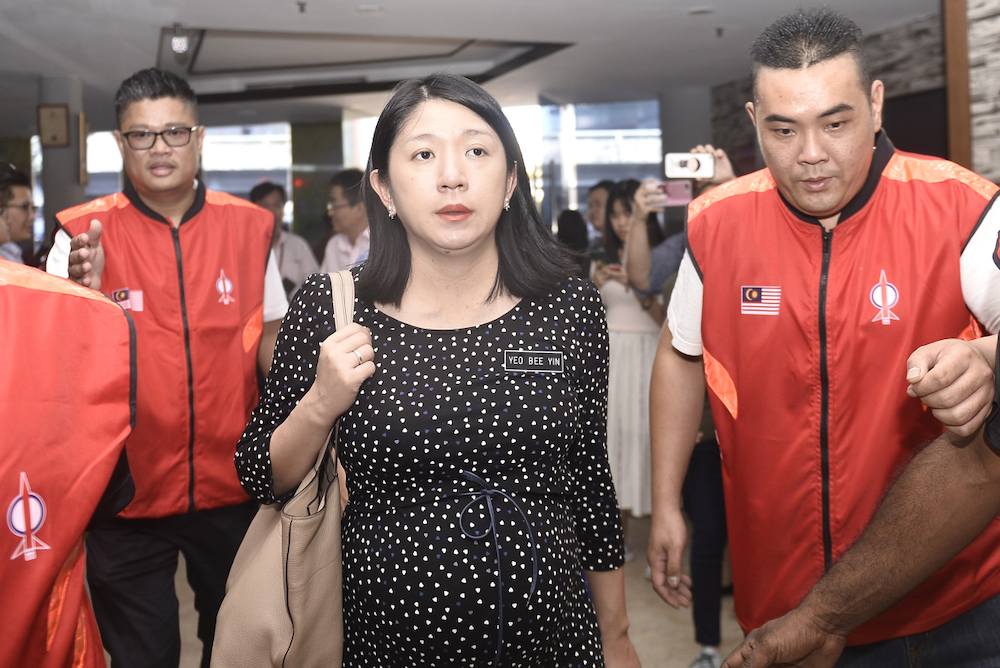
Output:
[870, 270, 899, 325]
[216, 269, 235, 305]
[7, 473, 49, 561]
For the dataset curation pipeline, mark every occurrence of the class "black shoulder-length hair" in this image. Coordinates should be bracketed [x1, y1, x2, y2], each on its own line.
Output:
[603, 179, 665, 260]
[357, 73, 577, 307]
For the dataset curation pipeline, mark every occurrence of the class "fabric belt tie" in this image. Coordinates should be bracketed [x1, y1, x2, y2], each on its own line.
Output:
[452, 470, 539, 667]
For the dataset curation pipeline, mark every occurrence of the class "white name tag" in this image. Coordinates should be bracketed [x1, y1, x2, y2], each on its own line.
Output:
[503, 349, 564, 373]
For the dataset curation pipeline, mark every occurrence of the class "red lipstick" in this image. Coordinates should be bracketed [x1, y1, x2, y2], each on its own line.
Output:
[437, 204, 472, 221]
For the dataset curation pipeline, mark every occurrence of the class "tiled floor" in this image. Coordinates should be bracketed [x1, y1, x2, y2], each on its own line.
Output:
[169, 516, 742, 667]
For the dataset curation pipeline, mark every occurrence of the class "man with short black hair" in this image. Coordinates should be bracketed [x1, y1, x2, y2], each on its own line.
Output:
[0, 166, 34, 264]
[249, 181, 318, 298]
[47, 67, 288, 668]
[320, 167, 369, 273]
[648, 9, 1000, 667]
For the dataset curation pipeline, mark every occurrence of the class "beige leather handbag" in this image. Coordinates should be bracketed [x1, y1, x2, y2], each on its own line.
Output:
[211, 270, 353, 668]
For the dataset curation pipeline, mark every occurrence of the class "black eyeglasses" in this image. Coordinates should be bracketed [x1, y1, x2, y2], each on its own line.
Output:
[121, 126, 201, 150]
[6, 203, 36, 215]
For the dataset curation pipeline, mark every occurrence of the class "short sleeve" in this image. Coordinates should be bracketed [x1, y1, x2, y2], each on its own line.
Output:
[263, 250, 290, 323]
[666, 250, 704, 356]
[46, 229, 72, 278]
[961, 196, 1000, 335]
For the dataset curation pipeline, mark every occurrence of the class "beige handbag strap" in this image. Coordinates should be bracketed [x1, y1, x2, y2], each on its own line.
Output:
[329, 270, 356, 331]
[321, 270, 356, 507]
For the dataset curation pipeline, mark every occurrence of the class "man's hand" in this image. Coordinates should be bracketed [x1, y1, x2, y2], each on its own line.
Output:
[67, 219, 105, 290]
[690, 144, 737, 193]
[721, 607, 848, 668]
[906, 337, 995, 436]
[647, 506, 692, 608]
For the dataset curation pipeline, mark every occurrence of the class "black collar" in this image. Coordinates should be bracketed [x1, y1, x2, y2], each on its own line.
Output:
[123, 175, 206, 227]
[780, 130, 895, 227]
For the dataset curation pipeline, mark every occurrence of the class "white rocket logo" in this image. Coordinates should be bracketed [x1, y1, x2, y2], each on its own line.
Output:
[216, 269, 235, 305]
[8, 473, 49, 561]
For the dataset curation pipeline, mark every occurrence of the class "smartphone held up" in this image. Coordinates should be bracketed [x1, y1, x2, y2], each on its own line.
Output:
[665, 152, 715, 180]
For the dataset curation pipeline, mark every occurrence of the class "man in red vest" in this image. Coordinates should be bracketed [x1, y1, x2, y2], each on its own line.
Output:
[1, 259, 135, 668]
[648, 8, 1000, 667]
[47, 68, 288, 668]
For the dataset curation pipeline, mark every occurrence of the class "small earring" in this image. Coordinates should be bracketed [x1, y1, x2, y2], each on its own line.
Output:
[387, 205, 395, 219]
[503, 197, 510, 211]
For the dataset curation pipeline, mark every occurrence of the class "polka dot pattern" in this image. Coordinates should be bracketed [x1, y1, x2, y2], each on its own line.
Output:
[237, 269, 624, 666]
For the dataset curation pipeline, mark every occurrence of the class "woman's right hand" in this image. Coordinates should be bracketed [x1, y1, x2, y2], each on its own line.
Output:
[633, 179, 666, 219]
[307, 322, 376, 423]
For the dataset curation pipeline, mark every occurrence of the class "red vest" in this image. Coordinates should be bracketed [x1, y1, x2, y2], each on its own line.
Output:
[688, 143, 1000, 644]
[1, 261, 133, 668]
[57, 185, 273, 518]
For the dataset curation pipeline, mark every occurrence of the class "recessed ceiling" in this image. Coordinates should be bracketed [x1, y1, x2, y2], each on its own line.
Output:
[155, 27, 568, 104]
[0, 0, 939, 136]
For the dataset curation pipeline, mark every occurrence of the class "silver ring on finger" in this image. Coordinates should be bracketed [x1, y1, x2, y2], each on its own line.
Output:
[352, 348, 363, 366]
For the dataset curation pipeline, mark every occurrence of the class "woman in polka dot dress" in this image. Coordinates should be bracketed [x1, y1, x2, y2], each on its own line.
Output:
[236, 73, 641, 667]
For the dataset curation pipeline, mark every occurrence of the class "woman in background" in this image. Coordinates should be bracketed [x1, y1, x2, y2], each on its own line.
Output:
[236, 73, 640, 667]
[592, 178, 665, 559]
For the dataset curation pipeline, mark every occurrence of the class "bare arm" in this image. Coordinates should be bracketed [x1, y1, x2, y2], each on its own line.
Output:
[624, 179, 663, 292]
[723, 428, 1000, 668]
[257, 319, 281, 376]
[723, 336, 1000, 668]
[585, 568, 641, 667]
[269, 323, 374, 495]
[647, 323, 702, 607]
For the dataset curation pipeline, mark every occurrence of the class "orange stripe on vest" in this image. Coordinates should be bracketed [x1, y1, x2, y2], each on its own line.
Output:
[703, 347, 737, 420]
[884, 153, 1000, 201]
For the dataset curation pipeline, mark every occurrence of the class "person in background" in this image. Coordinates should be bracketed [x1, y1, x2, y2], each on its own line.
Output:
[625, 144, 736, 297]
[587, 180, 614, 256]
[0, 165, 34, 264]
[1, 258, 135, 668]
[47, 67, 288, 668]
[236, 72, 640, 667]
[593, 179, 664, 562]
[319, 168, 370, 273]
[250, 181, 319, 299]
[625, 145, 737, 668]
[557, 208, 591, 278]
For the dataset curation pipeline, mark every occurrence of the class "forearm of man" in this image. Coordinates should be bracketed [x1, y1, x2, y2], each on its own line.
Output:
[800, 429, 1000, 636]
[624, 217, 652, 292]
[650, 325, 705, 515]
[257, 319, 281, 375]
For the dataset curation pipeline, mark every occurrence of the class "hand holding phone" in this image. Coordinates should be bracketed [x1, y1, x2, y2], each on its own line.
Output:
[659, 180, 693, 207]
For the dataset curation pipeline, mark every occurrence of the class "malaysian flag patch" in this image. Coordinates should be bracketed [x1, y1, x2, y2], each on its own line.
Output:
[741, 286, 780, 315]
[112, 288, 144, 312]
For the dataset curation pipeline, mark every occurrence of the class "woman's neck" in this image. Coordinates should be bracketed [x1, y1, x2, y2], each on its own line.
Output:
[378, 244, 518, 330]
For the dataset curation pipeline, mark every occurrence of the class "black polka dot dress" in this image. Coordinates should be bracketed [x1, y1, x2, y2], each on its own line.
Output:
[237, 269, 625, 667]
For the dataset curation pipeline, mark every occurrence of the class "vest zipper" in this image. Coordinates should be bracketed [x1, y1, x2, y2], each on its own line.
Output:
[171, 227, 198, 513]
[819, 227, 833, 571]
